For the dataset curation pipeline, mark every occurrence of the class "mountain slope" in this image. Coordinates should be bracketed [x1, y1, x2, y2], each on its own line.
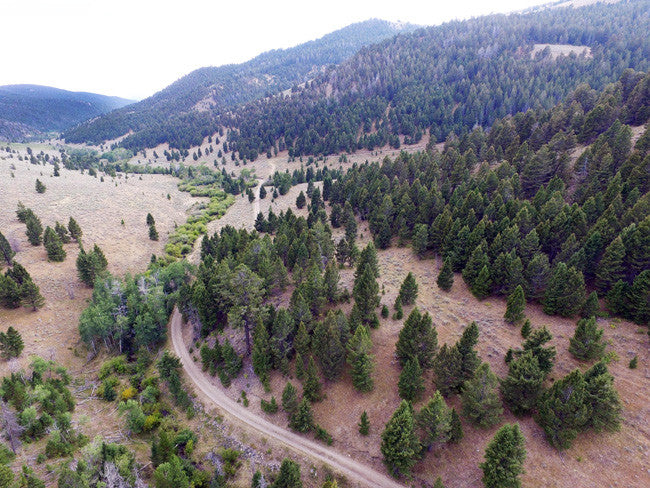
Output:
[0, 84, 133, 139]
[63, 19, 419, 146]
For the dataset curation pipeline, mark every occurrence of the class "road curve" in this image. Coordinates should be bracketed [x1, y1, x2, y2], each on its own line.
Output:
[170, 308, 405, 488]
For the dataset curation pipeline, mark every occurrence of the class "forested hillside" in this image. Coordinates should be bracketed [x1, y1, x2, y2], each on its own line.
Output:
[0, 84, 132, 139]
[62, 19, 418, 147]
[220, 0, 649, 161]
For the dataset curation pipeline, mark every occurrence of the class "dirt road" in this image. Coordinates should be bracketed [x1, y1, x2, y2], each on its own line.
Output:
[170, 308, 405, 488]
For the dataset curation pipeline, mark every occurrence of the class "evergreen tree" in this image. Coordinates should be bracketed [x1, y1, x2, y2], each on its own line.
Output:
[416, 391, 452, 450]
[433, 477, 445, 488]
[25, 215, 43, 246]
[412, 224, 429, 258]
[352, 264, 379, 325]
[581, 291, 600, 318]
[628, 270, 650, 325]
[146, 213, 155, 226]
[67, 217, 82, 241]
[252, 322, 272, 386]
[281, 382, 299, 416]
[397, 272, 418, 305]
[434, 344, 462, 397]
[543, 263, 586, 317]
[54, 221, 70, 244]
[461, 363, 503, 428]
[289, 397, 313, 433]
[0, 275, 21, 309]
[395, 308, 437, 369]
[293, 322, 310, 358]
[20, 280, 44, 311]
[504, 285, 526, 324]
[606, 279, 630, 317]
[271, 459, 302, 488]
[595, 236, 626, 292]
[0, 232, 15, 265]
[536, 370, 588, 449]
[480, 424, 526, 488]
[43, 227, 66, 262]
[0, 327, 24, 360]
[149, 224, 159, 241]
[520, 319, 531, 339]
[398, 357, 424, 402]
[500, 351, 544, 416]
[449, 408, 463, 443]
[392, 297, 403, 320]
[358, 411, 370, 435]
[153, 455, 190, 488]
[437, 258, 454, 291]
[456, 322, 480, 384]
[259, 185, 267, 199]
[347, 325, 374, 392]
[35, 179, 46, 193]
[312, 313, 346, 381]
[583, 362, 621, 433]
[472, 265, 492, 299]
[296, 191, 306, 209]
[380, 400, 420, 479]
[519, 326, 556, 377]
[569, 317, 606, 361]
[294, 351, 305, 381]
[302, 356, 322, 402]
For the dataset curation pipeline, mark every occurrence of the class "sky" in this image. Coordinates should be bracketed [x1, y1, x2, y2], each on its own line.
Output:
[2, 0, 553, 100]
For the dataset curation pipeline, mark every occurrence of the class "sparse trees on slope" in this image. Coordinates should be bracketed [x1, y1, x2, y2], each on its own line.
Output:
[480, 424, 526, 488]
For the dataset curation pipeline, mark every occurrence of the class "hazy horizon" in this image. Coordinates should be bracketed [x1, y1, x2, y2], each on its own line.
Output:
[3, 0, 552, 100]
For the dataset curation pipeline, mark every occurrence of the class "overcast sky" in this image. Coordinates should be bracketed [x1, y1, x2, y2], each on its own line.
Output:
[2, 0, 552, 100]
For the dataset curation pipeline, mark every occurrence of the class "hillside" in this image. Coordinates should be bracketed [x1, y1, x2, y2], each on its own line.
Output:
[0, 85, 133, 139]
[62, 19, 419, 148]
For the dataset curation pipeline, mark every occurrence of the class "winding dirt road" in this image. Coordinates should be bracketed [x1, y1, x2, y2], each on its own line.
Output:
[171, 159, 405, 487]
[170, 309, 405, 488]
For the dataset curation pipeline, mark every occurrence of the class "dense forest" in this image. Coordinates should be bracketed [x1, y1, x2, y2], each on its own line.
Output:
[62, 19, 418, 147]
[0, 84, 132, 139]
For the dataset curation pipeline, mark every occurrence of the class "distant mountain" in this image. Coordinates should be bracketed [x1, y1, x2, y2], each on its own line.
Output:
[0, 84, 133, 140]
[63, 19, 420, 147]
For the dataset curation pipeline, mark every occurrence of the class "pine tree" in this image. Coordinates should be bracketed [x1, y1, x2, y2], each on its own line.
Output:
[519, 326, 556, 377]
[0, 232, 15, 265]
[472, 265, 492, 299]
[312, 314, 346, 381]
[543, 263, 586, 317]
[581, 291, 600, 318]
[0, 275, 21, 309]
[302, 356, 321, 402]
[281, 382, 299, 416]
[149, 224, 159, 241]
[35, 179, 46, 193]
[296, 191, 306, 209]
[397, 272, 418, 305]
[628, 270, 650, 325]
[595, 236, 626, 293]
[520, 319, 531, 339]
[536, 370, 588, 449]
[20, 280, 44, 311]
[583, 362, 621, 433]
[449, 408, 463, 443]
[358, 411, 370, 435]
[67, 217, 82, 241]
[146, 213, 155, 226]
[434, 344, 462, 397]
[293, 322, 310, 358]
[500, 351, 544, 416]
[398, 357, 424, 402]
[43, 227, 66, 262]
[347, 325, 374, 392]
[412, 224, 429, 258]
[259, 185, 267, 199]
[271, 459, 302, 488]
[569, 317, 606, 361]
[433, 477, 445, 488]
[352, 264, 379, 325]
[437, 258, 454, 291]
[416, 391, 452, 450]
[504, 285, 526, 324]
[395, 308, 437, 369]
[289, 398, 313, 433]
[0, 327, 24, 360]
[25, 215, 43, 246]
[380, 400, 420, 478]
[54, 221, 70, 244]
[392, 297, 403, 320]
[480, 424, 526, 488]
[461, 363, 503, 428]
[252, 322, 271, 386]
[457, 322, 480, 384]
